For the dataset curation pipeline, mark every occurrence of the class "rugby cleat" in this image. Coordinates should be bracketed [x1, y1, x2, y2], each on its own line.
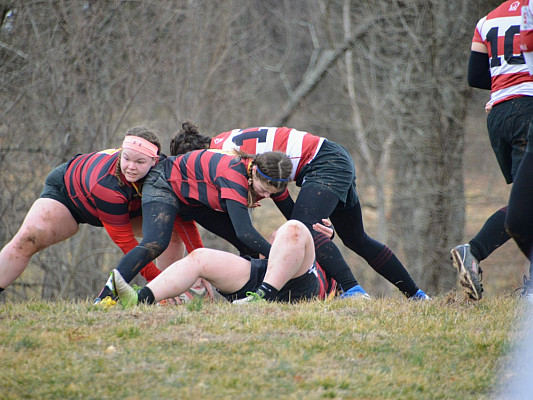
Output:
[340, 285, 371, 300]
[232, 291, 267, 305]
[411, 289, 431, 300]
[111, 269, 139, 309]
[451, 244, 483, 300]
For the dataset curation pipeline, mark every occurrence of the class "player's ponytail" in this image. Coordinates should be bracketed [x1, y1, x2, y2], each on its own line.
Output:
[170, 121, 211, 156]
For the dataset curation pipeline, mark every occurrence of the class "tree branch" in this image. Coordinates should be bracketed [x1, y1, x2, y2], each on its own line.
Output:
[273, 16, 381, 126]
[0, 40, 28, 60]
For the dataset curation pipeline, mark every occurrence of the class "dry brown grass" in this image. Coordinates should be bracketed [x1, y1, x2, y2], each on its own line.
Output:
[0, 295, 528, 399]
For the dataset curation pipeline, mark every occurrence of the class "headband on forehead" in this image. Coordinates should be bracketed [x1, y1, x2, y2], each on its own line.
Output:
[255, 166, 290, 183]
[122, 135, 158, 158]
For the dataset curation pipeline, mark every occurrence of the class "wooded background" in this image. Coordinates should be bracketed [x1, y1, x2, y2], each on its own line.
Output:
[1, 0, 517, 301]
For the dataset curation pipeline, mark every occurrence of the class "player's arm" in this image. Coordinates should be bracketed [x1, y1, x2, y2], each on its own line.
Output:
[94, 190, 162, 281]
[226, 199, 272, 258]
[468, 41, 491, 90]
[272, 189, 294, 220]
[101, 221, 162, 281]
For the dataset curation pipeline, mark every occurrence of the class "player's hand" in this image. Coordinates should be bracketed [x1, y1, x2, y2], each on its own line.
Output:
[312, 218, 335, 239]
[158, 278, 215, 306]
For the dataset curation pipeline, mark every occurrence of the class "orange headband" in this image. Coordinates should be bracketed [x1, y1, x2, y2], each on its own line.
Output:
[122, 136, 158, 158]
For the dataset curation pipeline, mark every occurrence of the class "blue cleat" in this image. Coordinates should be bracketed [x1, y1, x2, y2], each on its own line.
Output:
[340, 285, 371, 300]
[411, 289, 431, 300]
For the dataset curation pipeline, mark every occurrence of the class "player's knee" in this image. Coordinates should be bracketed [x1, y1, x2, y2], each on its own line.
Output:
[505, 212, 523, 238]
[188, 248, 213, 273]
[188, 248, 210, 259]
[505, 219, 520, 238]
[11, 226, 48, 254]
[286, 219, 307, 232]
[142, 240, 167, 259]
[340, 237, 364, 252]
[278, 220, 309, 243]
[190, 247, 220, 264]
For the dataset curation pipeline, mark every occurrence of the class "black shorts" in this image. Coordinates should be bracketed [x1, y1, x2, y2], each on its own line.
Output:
[296, 140, 359, 207]
[527, 121, 533, 154]
[219, 258, 320, 303]
[487, 96, 533, 183]
[39, 163, 89, 225]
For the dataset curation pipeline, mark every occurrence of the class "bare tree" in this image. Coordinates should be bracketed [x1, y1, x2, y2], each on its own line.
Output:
[0, 1, 193, 300]
[370, 0, 491, 291]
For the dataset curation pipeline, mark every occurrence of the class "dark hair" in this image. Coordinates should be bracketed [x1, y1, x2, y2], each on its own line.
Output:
[170, 121, 211, 156]
[235, 150, 292, 207]
[115, 126, 161, 187]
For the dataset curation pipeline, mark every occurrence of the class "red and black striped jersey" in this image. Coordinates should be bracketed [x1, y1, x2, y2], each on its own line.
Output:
[164, 149, 250, 212]
[62, 149, 204, 283]
[64, 149, 140, 227]
[209, 127, 324, 181]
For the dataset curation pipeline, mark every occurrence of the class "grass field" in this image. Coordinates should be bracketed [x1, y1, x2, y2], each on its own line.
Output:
[1, 106, 530, 399]
[0, 294, 529, 400]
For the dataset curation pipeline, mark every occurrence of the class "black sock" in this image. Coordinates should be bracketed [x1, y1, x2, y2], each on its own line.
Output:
[470, 207, 509, 262]
[367, 244, 418, 297]
[137, 287, 156, 304]
[96, 286, 113, 302]
[314, 237, 359, 290]
[257, 282, 278, 301]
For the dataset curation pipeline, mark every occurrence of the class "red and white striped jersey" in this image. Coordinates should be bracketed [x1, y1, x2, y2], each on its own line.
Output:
[473, 0, 533, 105]
[521, 0, 533, 74]
[210, 127, 324, 181]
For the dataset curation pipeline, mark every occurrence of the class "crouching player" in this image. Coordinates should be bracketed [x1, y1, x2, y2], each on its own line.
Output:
[111, 220, 335, 307]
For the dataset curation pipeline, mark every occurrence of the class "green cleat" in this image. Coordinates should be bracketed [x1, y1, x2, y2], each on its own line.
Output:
[111, 269, 139, 309]
[232, 291, 267, 304]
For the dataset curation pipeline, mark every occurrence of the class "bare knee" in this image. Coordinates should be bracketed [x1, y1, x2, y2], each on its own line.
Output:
[142, 240, 169, 260]
[187, 248, 212, 274]
[276, 220, 309, 244]
[10, 226, 50, 255]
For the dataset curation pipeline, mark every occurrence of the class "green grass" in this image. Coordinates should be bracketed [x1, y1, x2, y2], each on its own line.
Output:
[0, 294, 528, 399]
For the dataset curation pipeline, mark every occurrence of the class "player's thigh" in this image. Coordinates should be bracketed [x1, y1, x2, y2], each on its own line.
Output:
[15, 198, 79, 249]
[193, 249, 251, 293]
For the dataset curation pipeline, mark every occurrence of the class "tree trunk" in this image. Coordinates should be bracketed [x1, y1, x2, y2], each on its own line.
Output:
[390, 0, 475, 293]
